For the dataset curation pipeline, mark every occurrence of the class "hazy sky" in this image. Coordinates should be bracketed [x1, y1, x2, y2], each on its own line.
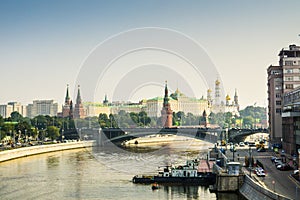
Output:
[1, 0, 300, 109]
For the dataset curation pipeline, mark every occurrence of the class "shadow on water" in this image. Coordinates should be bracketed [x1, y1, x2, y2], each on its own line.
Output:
[216, 192, 247, 200]
[162, 185, 209, 199]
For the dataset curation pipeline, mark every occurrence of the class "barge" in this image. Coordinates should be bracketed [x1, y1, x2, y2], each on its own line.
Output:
[132, 159, 216, 186]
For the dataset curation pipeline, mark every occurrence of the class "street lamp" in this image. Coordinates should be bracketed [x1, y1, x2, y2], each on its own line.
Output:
[249, 146, 252, 177]
[272, 180, 275, 192]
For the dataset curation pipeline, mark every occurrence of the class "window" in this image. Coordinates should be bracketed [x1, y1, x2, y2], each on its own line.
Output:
[284, 76, 293, 81]
[284, 68, 293, 73]
[275, 93, 281, 98]
[285, 61, 293, 66]
[286, 84, 293, 89]
[276, 101, 281, 105]
[275, 85, 282, 90]
[276, 108, 281, 114]
[272, 70, 281, 75]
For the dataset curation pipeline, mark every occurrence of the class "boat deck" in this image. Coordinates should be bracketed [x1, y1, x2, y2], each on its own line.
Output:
[197, 160, 214, 173]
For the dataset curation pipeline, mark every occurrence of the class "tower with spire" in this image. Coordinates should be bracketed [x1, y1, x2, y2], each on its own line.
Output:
[161, 81, 173, 128]
[62, 84, 73, 118]
[74, 85, 86, 119]
[103, 94, 109, 105]
[234, 89, 239, 110]
[215, 79, 221, 105]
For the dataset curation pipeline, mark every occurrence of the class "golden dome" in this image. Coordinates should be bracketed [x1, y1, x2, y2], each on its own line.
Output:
[207, 89, 212, 93]
[226, 94, 231, 101]
[215, 79, 220, 85]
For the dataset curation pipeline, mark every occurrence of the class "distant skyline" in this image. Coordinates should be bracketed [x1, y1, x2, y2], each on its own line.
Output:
[1, 0, 300, 109]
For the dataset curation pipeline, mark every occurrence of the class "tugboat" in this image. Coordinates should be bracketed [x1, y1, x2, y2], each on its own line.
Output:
[132, 159, 216, 186]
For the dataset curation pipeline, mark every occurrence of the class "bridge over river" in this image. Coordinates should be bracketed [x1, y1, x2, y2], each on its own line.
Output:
[77, 127, 268, 146]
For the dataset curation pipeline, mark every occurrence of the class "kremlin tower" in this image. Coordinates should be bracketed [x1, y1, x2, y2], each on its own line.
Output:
[74, 85, 86, 119]
[61, 84, 86, 119]
[161, 81, 173, 128]
[62, 84, 73, 119]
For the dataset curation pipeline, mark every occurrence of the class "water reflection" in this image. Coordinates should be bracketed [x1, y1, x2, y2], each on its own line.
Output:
[163, 186, 210, 199]
[47, 156, 59, 169]
[0, 141, 243, 200]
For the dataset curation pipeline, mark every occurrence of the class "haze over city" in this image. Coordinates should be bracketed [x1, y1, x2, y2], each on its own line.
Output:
[1, 0, 300, 109]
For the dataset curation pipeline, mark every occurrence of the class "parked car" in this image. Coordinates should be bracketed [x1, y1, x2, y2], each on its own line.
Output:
[239, 142, 245, 147]
[275, 160, 283, 166]
[271, 156, 278, 162]
[277, 164, 292, 171]
[255, 167, 266, 177]
[293, 169, 299, 175]
[274, 158, 282, 164]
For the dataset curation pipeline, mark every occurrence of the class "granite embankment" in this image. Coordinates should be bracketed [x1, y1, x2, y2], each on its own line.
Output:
[0, 141, 94, 162]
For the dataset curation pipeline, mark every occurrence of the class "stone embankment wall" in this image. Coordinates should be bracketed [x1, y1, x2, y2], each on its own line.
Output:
[0, 141, 94, 162]
[239, 175, 290, 200]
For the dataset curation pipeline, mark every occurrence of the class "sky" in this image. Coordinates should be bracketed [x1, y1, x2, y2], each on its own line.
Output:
[1, 0, 300, 109]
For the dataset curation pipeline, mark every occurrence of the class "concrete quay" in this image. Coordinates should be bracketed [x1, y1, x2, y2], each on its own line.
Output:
[0, 140, 94, 162]
[213, 145, 299, 200]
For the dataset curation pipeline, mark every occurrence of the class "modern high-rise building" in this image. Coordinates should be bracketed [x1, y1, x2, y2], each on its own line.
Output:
[26, 100, 58, 118]
[267, 65, 283, 142]
[8, 102, 26, 116]
[268, 44, 300, 143]
[0, 104, 13, 118]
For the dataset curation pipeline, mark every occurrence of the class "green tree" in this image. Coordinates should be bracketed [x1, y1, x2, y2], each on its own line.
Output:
[47, 126, 60, 140]
[243, 116, 254, 128]
[10, 111, 23, 122]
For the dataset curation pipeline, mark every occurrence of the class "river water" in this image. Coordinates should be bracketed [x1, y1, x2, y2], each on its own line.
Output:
[0, 139, 245, 200]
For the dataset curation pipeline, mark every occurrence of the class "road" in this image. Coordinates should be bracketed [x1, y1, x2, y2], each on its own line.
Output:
[221, 145, 300, 200]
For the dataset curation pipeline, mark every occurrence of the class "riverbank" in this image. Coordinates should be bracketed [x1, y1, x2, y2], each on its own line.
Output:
[0, 140, 95, 162]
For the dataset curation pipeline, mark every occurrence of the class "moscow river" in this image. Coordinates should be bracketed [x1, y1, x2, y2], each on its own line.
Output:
[0, 139, 245, 200]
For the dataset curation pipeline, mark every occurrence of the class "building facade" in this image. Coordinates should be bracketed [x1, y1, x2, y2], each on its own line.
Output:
[26, 100, 58, 118]
[0, 104, 13, 118]
[268, 44, 300, 144]
[282, 88, 300, 155]
[267, 65, 283, 142]
[8, 102, 26, 116]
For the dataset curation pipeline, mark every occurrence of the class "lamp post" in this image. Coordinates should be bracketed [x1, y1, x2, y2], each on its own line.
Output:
[249, 146, 252, 177]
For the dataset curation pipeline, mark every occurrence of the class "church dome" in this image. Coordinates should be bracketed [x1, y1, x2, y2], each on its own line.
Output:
[226, 94, 231, 101]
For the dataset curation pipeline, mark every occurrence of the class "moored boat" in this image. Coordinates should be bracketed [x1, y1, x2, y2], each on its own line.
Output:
[132, 159, 216, 186]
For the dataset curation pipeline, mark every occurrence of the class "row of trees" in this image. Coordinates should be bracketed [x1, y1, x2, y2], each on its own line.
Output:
[0, 106, 267, 142]
[208, 106, 267, 129]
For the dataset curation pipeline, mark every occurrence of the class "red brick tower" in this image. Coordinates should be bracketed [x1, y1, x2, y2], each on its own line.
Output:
[161, 81, 173, 128]
[62, 84, 73, 118]
[74, 85, 86, 119]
